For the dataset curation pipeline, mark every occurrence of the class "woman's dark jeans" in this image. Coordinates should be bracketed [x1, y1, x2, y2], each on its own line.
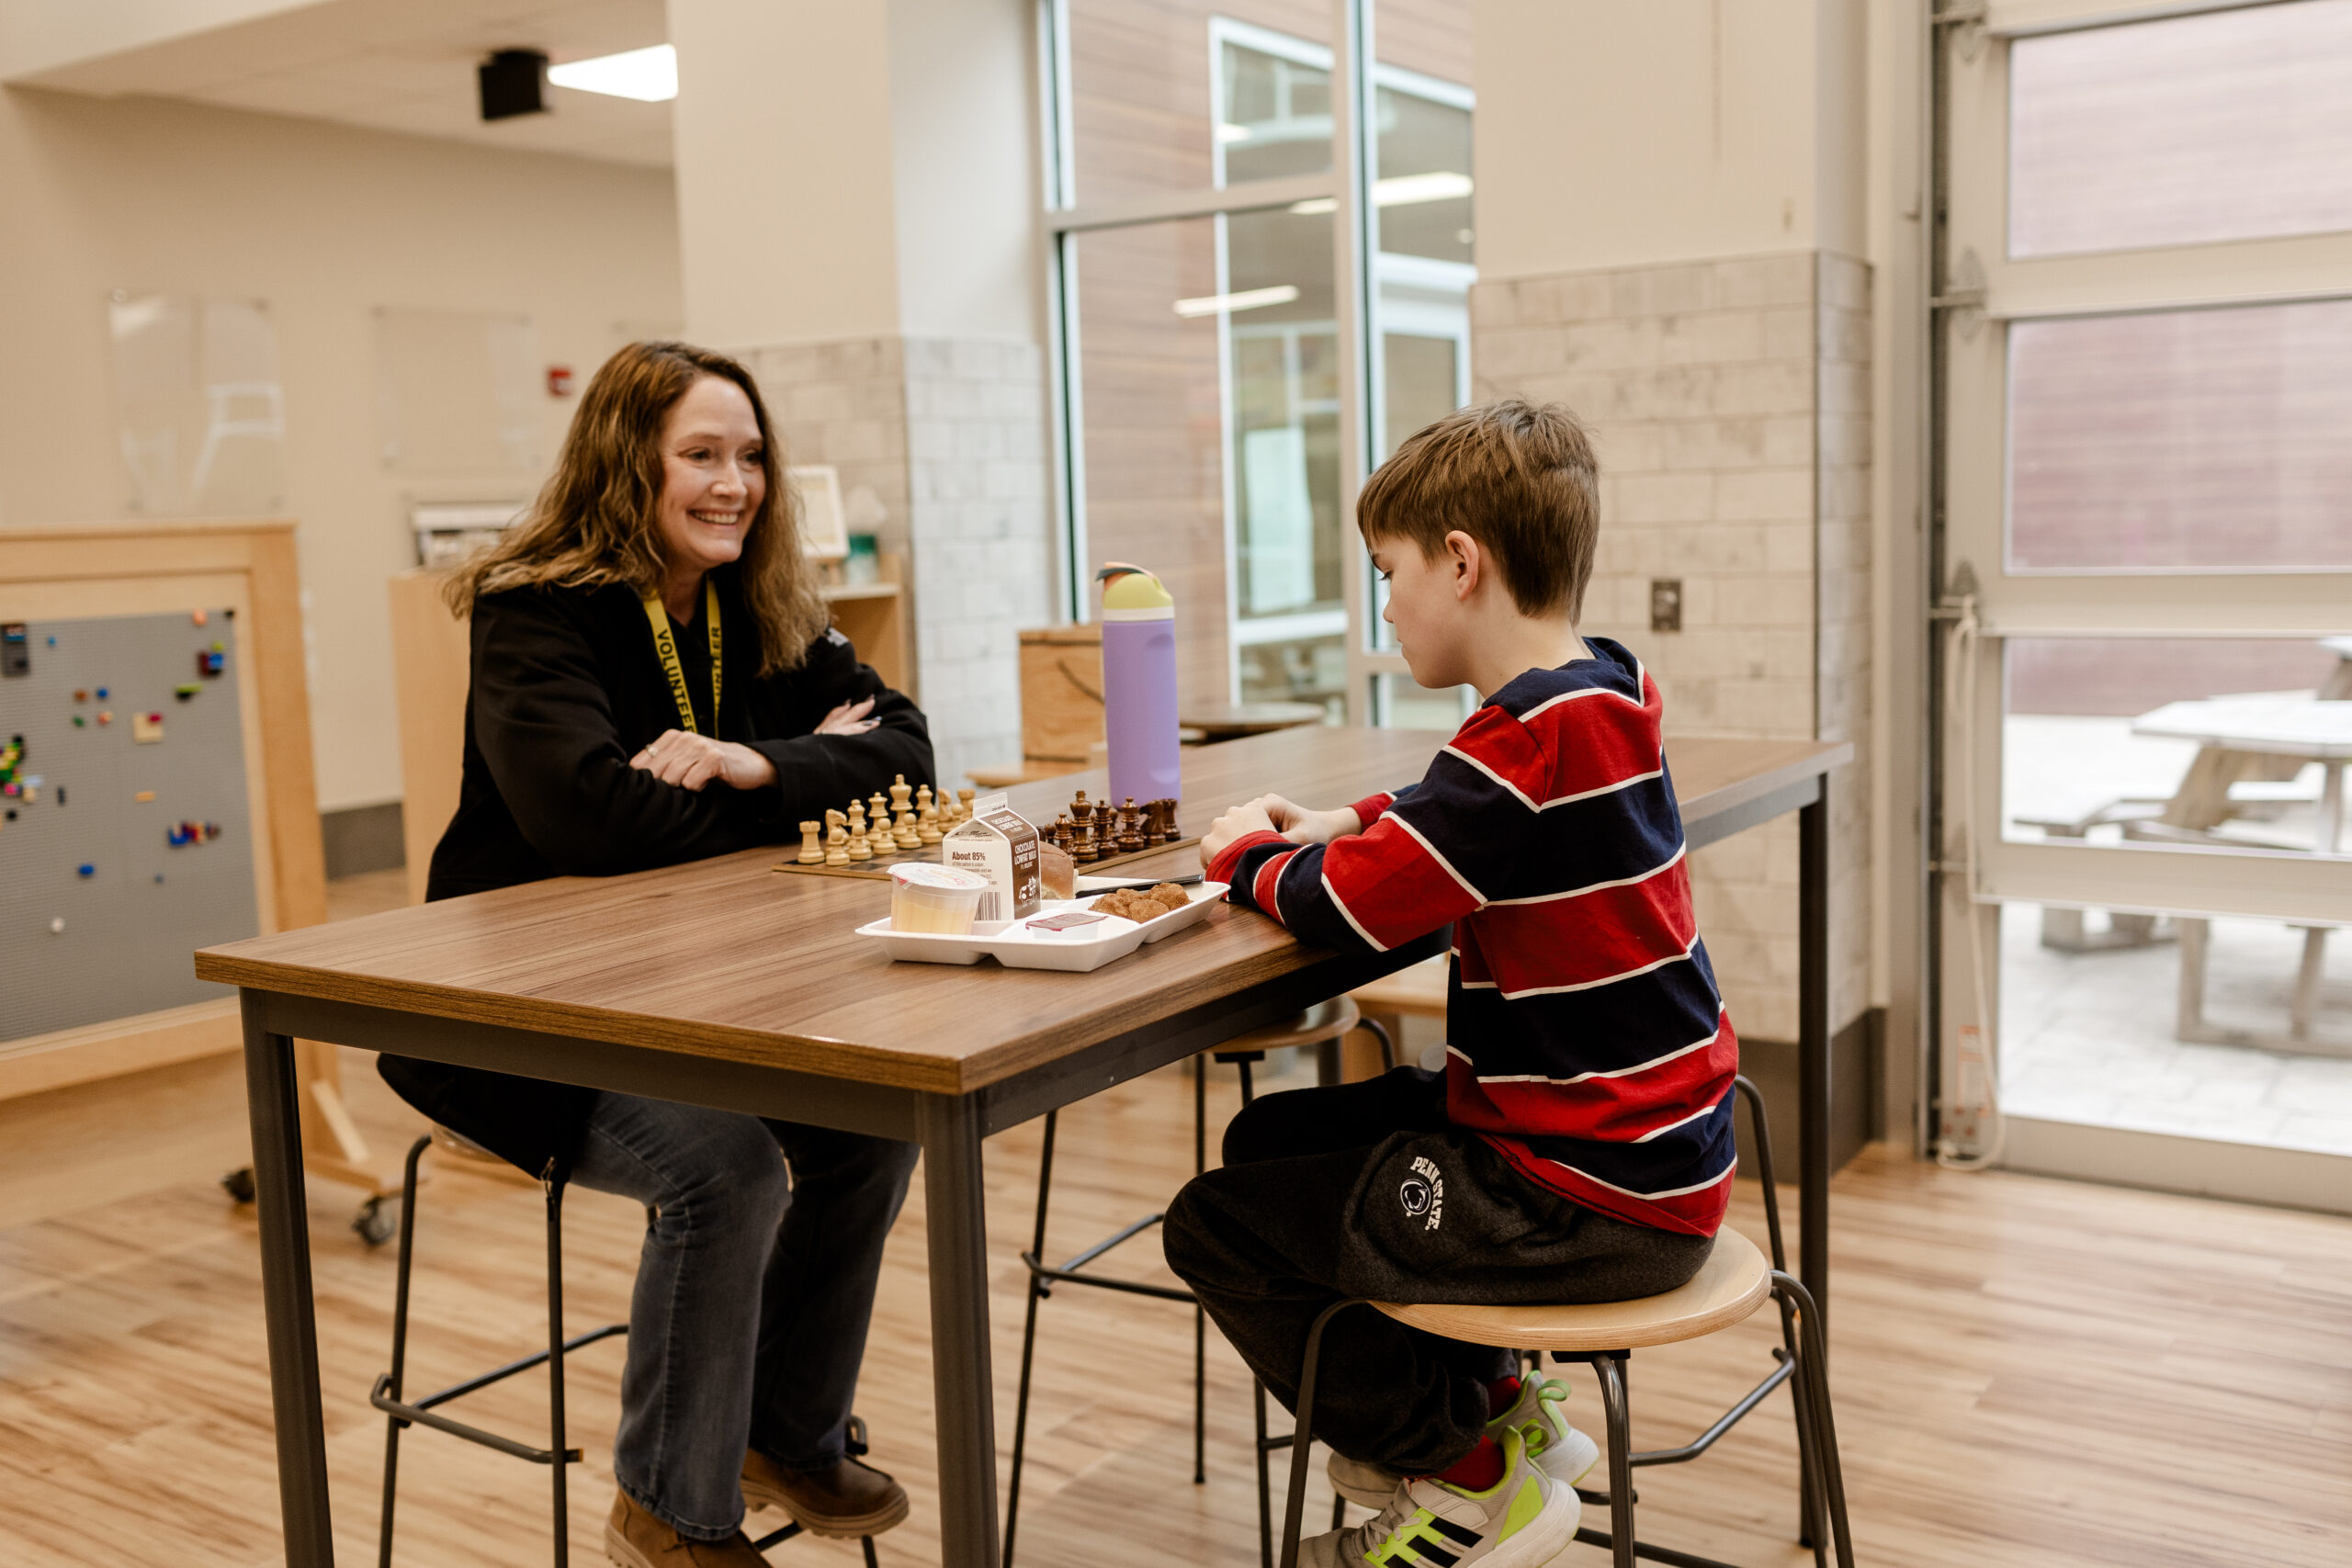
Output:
[568, 1091, 919, 1541]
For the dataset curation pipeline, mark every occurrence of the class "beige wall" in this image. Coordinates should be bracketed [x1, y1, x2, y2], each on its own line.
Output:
[670, 1, 901, 347]
[670, 0, 1052, 787]
[0, 86, 682, 813]
[672, 0, 1043, 350]
[1474, 0, 1866, 279]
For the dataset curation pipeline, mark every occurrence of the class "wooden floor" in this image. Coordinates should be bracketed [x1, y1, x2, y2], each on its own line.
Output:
[1, 887, 2347, 1564]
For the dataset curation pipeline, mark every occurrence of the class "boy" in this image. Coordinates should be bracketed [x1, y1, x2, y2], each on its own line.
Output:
[1171, 400, 1737, 1567]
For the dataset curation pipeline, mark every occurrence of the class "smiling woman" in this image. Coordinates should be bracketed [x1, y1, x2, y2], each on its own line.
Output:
[379, 340, 933, 1562]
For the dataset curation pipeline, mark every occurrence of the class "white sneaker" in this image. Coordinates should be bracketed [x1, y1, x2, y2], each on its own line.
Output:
[1300, 1427, 1577, 1568]
[1328, 1375, 1600, 1508]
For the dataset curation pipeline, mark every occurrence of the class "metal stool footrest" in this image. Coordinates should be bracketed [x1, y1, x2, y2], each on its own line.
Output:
[751, 1520, 881, 1566]
[370, 1320, 631, 1465]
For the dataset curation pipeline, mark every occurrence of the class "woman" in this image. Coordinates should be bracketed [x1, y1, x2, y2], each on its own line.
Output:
[379, 342, 931, 1568]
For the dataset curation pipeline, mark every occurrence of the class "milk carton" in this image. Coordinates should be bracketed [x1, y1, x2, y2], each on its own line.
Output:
[940, 793, 1042, 932]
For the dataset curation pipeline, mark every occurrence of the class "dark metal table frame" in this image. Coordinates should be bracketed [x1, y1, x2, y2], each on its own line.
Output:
[239, 771, 1832, 1568]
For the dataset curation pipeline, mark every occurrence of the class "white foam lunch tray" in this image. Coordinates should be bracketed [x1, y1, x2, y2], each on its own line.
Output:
[857, 883, 1228, 971]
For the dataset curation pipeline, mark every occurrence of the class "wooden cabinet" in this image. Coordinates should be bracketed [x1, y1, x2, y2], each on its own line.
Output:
[1018, 624, 1105, 763]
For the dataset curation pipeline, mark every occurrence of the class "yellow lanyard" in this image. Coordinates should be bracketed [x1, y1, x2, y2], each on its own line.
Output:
[640, 581, 722, 734]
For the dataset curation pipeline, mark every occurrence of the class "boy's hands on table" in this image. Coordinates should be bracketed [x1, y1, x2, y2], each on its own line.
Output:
[1257, 794, 1363, 845]
[1201, 801, 1275, 864]
[1202, 794, 1365, 863]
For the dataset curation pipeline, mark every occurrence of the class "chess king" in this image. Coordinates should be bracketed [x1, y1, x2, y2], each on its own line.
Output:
[374, 341, 934, 1562]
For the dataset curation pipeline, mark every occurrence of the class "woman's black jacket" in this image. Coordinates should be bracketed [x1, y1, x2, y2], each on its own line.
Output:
[376, 570, 933, 1176]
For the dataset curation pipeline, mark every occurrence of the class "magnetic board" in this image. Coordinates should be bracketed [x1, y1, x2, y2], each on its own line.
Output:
[0, 610, 260, 1043]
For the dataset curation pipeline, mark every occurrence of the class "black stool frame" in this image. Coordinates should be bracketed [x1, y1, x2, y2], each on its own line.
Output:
[1003, 1022, 1396, 1568]
[372, 1134, 884, 1567]
[1272, 1077, 1857, 1568]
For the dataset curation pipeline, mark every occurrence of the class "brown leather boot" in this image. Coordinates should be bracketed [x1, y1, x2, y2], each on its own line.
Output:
[741, 1447, 910, 1538]
[604, 1490, 771, 1568]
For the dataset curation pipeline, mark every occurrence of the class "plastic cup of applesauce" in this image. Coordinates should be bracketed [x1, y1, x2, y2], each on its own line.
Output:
[888, 863, 991, 935]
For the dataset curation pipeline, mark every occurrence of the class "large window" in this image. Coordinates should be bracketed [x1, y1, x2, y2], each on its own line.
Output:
[1046, 1, 1474, 722]
[1938, 0, 2352, 1164]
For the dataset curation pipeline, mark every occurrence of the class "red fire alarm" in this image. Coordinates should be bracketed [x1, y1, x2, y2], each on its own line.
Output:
[547, 366, 575, 396]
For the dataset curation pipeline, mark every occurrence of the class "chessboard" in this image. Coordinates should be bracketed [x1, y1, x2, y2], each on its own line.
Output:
[772, 779, 1198, 881]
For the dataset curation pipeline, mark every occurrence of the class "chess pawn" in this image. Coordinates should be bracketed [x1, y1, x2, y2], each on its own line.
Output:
[918, 795, 943, 846]
[797, 820, 824, 865]
[894, 805, 921, 851]
[844, 801, 873, 861]
[824, 809, 852, 867]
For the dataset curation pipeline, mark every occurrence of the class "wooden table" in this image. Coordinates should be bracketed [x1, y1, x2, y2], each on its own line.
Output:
[1179, 701, 1329, 740]
[2130, 695, 2352, 1048]
[198, 727, 1848, 1568]
[2131, 696, 2352, 855]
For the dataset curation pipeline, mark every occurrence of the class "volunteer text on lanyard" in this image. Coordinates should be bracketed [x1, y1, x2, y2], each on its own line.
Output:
[640, 582, 722, 734]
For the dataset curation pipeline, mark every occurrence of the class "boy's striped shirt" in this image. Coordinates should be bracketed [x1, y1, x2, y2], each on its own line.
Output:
[1206, 637, 1736, 1235]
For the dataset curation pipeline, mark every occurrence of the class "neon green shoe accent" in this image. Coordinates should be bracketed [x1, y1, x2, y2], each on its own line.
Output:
[1524, 1383, 1570, 1459]
[1500, 1475, 1547, 1537]
[1362, 1507, 1438, 1565]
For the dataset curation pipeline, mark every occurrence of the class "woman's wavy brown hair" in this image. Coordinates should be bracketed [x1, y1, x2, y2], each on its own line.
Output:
[447, 341, 829, 674]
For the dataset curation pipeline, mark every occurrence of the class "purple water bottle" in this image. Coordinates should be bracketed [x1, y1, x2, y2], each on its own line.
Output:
[1098, 563, 1182, 807]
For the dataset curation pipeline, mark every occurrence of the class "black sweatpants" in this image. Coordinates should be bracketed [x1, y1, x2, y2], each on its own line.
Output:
[1161, 1066, 1714, 1475]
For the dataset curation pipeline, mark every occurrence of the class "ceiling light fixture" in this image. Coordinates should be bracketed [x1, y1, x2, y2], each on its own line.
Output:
[548, 43, 677, 102]
[1374, 171, 1473, 206]
[1287, 172, 1473, 217]
[1172, 285, 1299, 319]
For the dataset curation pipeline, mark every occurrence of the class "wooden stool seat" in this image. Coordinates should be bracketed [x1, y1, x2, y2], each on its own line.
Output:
[1373, 1229, 1771, 1354]
[430, 1122, 538, 1186]
[1214, 997, 1360, 1056]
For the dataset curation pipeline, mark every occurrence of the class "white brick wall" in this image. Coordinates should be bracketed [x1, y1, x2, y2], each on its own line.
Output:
[1471, 251, 1874, 1043]
[740, 334, 1052, 789]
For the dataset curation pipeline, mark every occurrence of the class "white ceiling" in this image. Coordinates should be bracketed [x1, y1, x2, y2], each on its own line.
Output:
[12, 0, 674, 169]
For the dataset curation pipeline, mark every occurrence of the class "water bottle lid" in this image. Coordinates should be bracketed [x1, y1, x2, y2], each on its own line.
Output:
[1097, 562, 1173, 611]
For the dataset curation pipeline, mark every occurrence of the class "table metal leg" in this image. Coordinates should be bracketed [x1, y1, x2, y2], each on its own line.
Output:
[920, 1093, 1001, 1568]
[1798, 792, 1831, 1325]
[242, 994, 336, 1566]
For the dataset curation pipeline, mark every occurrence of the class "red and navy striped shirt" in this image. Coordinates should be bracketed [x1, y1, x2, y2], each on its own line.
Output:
[1206, 638, 1736, 1236]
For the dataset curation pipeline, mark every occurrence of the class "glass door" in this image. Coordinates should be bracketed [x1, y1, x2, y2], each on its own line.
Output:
[1935, 0, 2352, 1180]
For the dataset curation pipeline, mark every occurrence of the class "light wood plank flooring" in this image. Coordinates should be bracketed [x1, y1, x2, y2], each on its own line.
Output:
[0, 991, 2346, 1563]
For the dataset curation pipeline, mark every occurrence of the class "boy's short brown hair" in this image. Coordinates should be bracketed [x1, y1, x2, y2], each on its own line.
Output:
[1356, 399, 1600, 620]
